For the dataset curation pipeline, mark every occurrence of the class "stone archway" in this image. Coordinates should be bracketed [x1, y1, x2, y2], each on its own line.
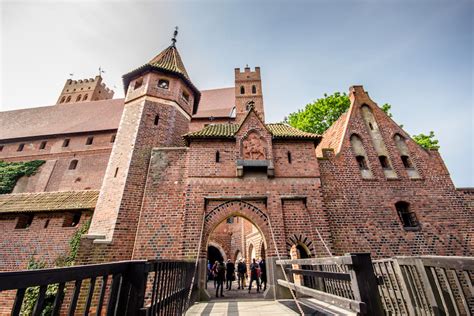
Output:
[207, 241, 227, 262]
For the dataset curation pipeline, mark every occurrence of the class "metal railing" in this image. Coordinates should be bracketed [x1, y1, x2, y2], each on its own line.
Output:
[276, 253, 383, 315]
[0, 259, 196, 316]
[373, 256, 474, 315]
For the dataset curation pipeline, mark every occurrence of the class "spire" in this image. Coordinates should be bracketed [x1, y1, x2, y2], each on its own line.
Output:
[147, 44, 190, 80]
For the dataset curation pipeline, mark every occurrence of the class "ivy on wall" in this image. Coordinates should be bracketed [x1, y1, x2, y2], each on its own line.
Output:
[0, 160, 45, 194]
[21, 219, 91, 315]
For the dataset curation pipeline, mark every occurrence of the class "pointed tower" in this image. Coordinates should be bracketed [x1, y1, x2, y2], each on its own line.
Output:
[86, 31, 199, 249]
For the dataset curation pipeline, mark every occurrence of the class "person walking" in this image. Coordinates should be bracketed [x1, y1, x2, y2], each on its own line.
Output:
[225, 259, 235, 290]
[237, 259, 247, 290]
[211, 260, 219, 289]
[248, 258, 260, 293]
[215, 259, 226, 298]
[259, 258, 267, 291]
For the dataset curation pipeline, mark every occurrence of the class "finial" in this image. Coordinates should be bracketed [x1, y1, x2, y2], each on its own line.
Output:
[171, 26, 179, 46]
[99, 67, 105, 77]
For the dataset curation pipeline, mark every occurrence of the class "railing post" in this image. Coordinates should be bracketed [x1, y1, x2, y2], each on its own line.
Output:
[125, 261, 149, 316]
[348, 253, 384, 316]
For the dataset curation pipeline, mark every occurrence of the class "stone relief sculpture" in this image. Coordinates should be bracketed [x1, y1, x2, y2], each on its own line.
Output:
[242, 132, 266, 160]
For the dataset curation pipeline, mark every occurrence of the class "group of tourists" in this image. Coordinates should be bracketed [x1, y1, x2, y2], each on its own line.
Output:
[208, 257, 267, 298]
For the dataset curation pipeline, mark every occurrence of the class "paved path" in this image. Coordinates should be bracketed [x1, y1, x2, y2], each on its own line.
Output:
[186, 300, 300, 315]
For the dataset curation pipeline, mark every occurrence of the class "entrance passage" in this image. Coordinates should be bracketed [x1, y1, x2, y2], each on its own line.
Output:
[206, 216, 267, 301]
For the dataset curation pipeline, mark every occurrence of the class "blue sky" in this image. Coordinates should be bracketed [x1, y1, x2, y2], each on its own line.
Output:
[1, 0, 472, 186]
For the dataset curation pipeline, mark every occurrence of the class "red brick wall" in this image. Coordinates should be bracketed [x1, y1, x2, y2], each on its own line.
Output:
[318, 87, 472, 258]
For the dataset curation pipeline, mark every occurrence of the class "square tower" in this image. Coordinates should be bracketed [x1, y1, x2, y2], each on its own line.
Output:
[235, 67, 265, 122]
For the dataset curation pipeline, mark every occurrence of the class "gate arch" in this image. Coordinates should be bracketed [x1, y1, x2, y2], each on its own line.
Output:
[202, 200, 271, 257]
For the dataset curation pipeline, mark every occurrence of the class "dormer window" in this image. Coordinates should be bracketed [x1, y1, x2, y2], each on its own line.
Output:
[182, 91, 190, 103]
[158, 79, 169, 89]
[134, 78, 143, 90]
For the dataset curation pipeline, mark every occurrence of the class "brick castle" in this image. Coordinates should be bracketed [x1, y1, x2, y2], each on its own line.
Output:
[0, 37, 472, 302]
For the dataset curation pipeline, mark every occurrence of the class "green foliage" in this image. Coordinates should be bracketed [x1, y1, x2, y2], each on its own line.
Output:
[286, 92, 351, 134]
[412, 131, 440, 149]
[0, 160, 45, 194]
[21, 258, 58, 316]
[21, 220, 90, 315]
[286, 92, 439, 149]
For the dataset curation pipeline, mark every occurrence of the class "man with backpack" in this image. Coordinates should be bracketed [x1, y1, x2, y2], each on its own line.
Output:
[215, 259, 226, 298]
[248, 258, 260, 293]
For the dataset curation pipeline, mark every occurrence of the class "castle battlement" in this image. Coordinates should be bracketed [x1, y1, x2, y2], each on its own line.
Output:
[57, 75, 114, 104]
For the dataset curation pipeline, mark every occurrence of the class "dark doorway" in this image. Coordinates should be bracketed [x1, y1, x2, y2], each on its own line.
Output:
[296, 244, 313, 287]
[208, 245, 224, 265]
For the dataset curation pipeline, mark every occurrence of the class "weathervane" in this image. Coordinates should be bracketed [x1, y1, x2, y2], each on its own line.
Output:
[99, 67, 105, 77]
[171, 26, 179, 46]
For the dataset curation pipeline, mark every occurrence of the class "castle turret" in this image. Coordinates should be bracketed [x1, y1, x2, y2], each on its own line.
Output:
[235, 66, 265, 122]
[86, 31, 199, 249]
[56, 75, 114, 104]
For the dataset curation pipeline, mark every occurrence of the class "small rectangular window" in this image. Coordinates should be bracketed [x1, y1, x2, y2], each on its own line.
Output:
[182, 91, 190, 103]
[86, 137, 93, 145]
[63, 139, 70, 147]
[39, 141, 47, 150]
[134, 78, 143, 90]
[16, 214, 34, 229]
[0, 145, 4, 152]
[63, 212, 81, 227]
[110, 134, 116, 143]
[401, 155, 413, 169]
[158, 79, 169, 89]
[356, 156, 368, 170]
[379, 156, 390, 169]
[154, 115, 160, 126]
[17, 144, 25, 152]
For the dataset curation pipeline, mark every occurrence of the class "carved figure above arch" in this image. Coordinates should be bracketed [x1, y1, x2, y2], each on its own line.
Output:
[241, 130, 267, 160]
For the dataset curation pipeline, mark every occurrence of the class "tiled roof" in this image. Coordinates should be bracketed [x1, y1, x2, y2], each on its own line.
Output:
[316, 111, 349, 157]
[0, 99, 124, 141]
[148, 45, 190, 80]
[0, 190, 99, 214]
[193, 88, 235, 118]
[184, 123, 321, 141]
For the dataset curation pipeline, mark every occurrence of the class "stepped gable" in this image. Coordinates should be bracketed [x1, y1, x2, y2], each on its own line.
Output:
[193, 87, 235, 118]
[0, 99, 124, 141]
[316, 111, 350, 157]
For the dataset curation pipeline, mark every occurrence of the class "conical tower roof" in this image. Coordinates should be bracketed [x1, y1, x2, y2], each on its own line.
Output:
[148, 45, 190, 81]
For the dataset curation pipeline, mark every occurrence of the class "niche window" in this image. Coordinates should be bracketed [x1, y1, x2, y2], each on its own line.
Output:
[83, 94, 88, 101]
[44, 219, 50, 229]
[379, 155, 390, 169]
[287, 151, 292, 164]
[16, 214, 34, 229]
[62, 139, 70, 148]
[110, 134, 116, 143]
[154, 115, 160, 126]
[182, 91, 190, 103]
[395, 201, 419, 229]
[39, 141, 47, 150]
[240, 86, 245, 94]
[66, 96, 71, 103]
[252, 85, 257, 94]
[86, 137, 94, 145]
[134, 78, 143, 90]
[69, 159, 78, 170]
[60, 96, 66, 103]
[17, 144, 25, 152]
[369, 122, 374, 130]
[63, 212, 81, 227]
[356, 155, 368, 170]
[401, 155, 413, 168]
[76, 95, 82, 102]
[158, 79, 169, 89]
[215, 151, 220, 163]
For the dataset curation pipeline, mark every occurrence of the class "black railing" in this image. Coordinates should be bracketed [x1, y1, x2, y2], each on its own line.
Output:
[0, 259, 196, 316]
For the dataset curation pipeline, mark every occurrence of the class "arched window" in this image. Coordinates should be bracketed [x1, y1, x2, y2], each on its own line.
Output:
[240, 86, 245, 94]
[252, 85, 257, 94]
[158, 79, 169, 89]
[69, 159, 78, 170]
[395, 201, 419, 229]
[76, 95, 82, 102]
[60, 96, 66, 103]
[401, 155, 412, 168]
[66, 96, 71, 103]
[215, 151, 220, 163]
[287, 151, 292, 164]
[134, 78, 143, 90]
[356, 155, 368, 170]
[154, 115, 159, 126]
[83, 94, 88, 101]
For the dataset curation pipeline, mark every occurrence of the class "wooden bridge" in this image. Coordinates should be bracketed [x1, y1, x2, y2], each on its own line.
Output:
[0, 254, 472, 315]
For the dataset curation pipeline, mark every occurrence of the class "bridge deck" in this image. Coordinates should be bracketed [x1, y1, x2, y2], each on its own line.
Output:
[186, 300, 324, 315]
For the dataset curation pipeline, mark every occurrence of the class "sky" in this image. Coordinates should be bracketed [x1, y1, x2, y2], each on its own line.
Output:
[0, 0, 472, 187]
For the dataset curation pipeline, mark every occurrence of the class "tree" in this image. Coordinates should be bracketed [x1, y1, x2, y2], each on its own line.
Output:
[286, 92, 439, 149]
[412, 131, 439, 149]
